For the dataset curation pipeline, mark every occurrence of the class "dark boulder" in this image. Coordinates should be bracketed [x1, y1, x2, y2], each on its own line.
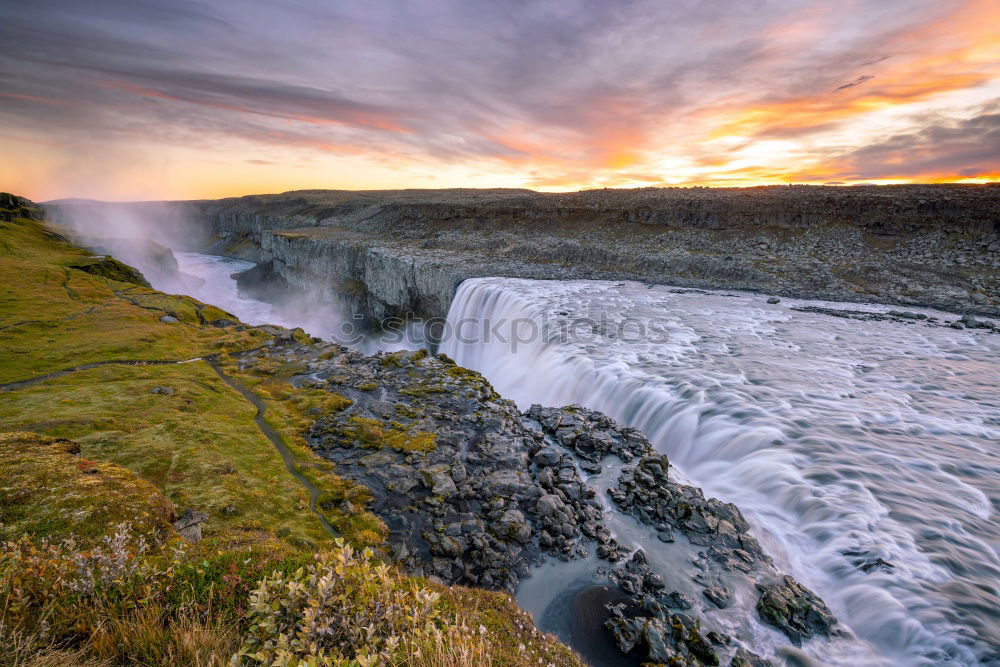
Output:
[755, 575, 839, 646]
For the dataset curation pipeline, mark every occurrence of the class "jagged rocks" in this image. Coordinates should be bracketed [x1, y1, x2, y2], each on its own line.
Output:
[418, 464, 458, 496]
[291, 343, 606, 592]
[490, 508, 532, 544]
[533, 446, 562, 467]
[0, 192, 44, 221]
[755, 576, 839, 647]
[189, 186, 1000, 326]
[587, 438, 840, 651]
[526, 404, 650, 463]
[235, 337, 840, 662]
[68, 255, 151, 287]
[960, 313, 997, 330]
[609, 454, 766, 562]
[703, 585, 733, 609]
[604, 604, 721, 666]
[731, 647, 773, 667]
[664, 591, 696, 610]
[607, 550, 663, 595]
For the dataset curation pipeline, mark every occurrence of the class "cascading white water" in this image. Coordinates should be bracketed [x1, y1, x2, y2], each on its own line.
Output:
[159, 256, 998, 664]
[441, 277, 1000, 666]
[170, 253, 424, 353]
[173, 253, 278, 325]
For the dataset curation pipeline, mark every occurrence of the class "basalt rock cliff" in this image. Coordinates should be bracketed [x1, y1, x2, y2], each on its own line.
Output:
[47, 186, 1000, 324]
[188, 186, 1000, 321]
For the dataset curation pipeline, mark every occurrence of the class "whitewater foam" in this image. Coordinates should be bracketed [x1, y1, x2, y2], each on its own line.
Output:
[171, 253, 423, 353]
[441, 277, 1000, 665]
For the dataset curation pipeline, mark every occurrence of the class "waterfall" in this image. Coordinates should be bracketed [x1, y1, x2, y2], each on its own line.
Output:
[441, 277, 1000, 665]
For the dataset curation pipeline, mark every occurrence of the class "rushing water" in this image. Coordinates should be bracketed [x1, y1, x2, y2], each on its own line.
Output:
[173, 253, 278, 325]
[171, 253, 421, 353]
[441, 277, 1000, 666]
[164, 255, 999, 665]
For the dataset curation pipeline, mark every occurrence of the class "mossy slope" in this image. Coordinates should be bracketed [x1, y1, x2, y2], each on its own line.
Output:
[0, 215, 267, 385]
[0, 208, 583, 665]
[0, 431, 174, 547]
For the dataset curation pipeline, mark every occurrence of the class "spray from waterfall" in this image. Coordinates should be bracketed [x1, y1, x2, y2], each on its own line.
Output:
[44, 199, 207, 293]
[40, 199, 414, 349]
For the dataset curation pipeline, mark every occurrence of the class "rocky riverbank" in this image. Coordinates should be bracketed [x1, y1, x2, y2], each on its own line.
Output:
[153, 184, 1000, 325]
[0, 201, 583, 666]
[29, 187, 999, 663]
[228, 330, 844, 665]
[3, 193, 845, 664]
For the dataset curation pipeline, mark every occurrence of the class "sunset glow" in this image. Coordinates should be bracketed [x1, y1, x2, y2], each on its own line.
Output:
[1, 0, 997, 201]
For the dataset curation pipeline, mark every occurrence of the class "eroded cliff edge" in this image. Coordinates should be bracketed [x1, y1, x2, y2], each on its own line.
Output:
[157, 185, 1000, 323]
[3, 196, 842, 665]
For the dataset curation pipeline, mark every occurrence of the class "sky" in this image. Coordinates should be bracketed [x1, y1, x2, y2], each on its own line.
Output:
[0, 0, 998, 201]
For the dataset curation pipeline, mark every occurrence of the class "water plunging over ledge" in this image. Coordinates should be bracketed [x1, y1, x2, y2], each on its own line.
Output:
[160, 255, 998, 665]
[440, 277, 1000, 666]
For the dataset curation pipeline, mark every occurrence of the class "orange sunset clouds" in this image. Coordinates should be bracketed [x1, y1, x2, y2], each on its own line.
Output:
[0, 0, 997, 201]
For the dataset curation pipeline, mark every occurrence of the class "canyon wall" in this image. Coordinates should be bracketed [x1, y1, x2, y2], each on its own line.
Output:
[200, 186, 1000, 321]
[67, 185, 1000, 321]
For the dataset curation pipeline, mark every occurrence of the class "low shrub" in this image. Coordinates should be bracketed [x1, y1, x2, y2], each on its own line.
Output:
[0, 522, 184, 642]
[2, 527, 580, 667]
[239, 540, 497, 666]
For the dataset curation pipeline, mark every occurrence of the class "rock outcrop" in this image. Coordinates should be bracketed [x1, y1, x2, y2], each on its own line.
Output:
[173, 508, 209, 542]
[183, 186, 1000, 322]
[0, 192, 44, 221]
[755, 576, 839, 647]
[228, 332, 843, 664]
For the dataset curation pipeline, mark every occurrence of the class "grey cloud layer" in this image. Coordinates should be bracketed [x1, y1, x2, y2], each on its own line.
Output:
[0, 0, 992, 179]
[827, 108, 1000, 180]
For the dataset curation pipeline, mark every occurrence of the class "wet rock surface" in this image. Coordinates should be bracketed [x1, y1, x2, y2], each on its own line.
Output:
[790, 305, 999, 332]
[301, 349, 610, 593]
[755, 576, 840, 648]
[230, 333, 844, 664]
[607, 452, 766, 560]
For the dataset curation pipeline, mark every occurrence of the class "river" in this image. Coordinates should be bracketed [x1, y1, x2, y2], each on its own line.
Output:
[440, 277, 999, 666]
[165, 255, 999, 666]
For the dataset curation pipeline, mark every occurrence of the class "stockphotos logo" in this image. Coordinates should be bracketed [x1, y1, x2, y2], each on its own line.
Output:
[328, 312, 672, 350]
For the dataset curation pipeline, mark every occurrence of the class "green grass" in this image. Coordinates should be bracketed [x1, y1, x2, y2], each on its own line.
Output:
[215, 357, 388, 546]
[0, 215, 377, 548]
[65, 255, 150, 286]
[0, 364, 336, 549]
[0, 217, 268, 385]
[0, 431, 174, 547]
[0, 211, 584, 667]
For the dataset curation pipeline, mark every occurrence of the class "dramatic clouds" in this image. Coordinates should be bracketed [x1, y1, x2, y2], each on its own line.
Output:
[0, 0, 997, 199]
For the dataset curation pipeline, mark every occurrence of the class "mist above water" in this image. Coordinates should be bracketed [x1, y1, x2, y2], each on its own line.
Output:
[44, 199, 206, 293]
[174, 253, 275, 323]
[39, 196, 999, 663]
[42, 199, 419, 353]
[171, 253, 423, 354]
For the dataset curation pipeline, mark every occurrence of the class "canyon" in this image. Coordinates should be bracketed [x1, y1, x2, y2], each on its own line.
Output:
[13, 186, 1000, 665]
[169, 185, 1000, 326]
